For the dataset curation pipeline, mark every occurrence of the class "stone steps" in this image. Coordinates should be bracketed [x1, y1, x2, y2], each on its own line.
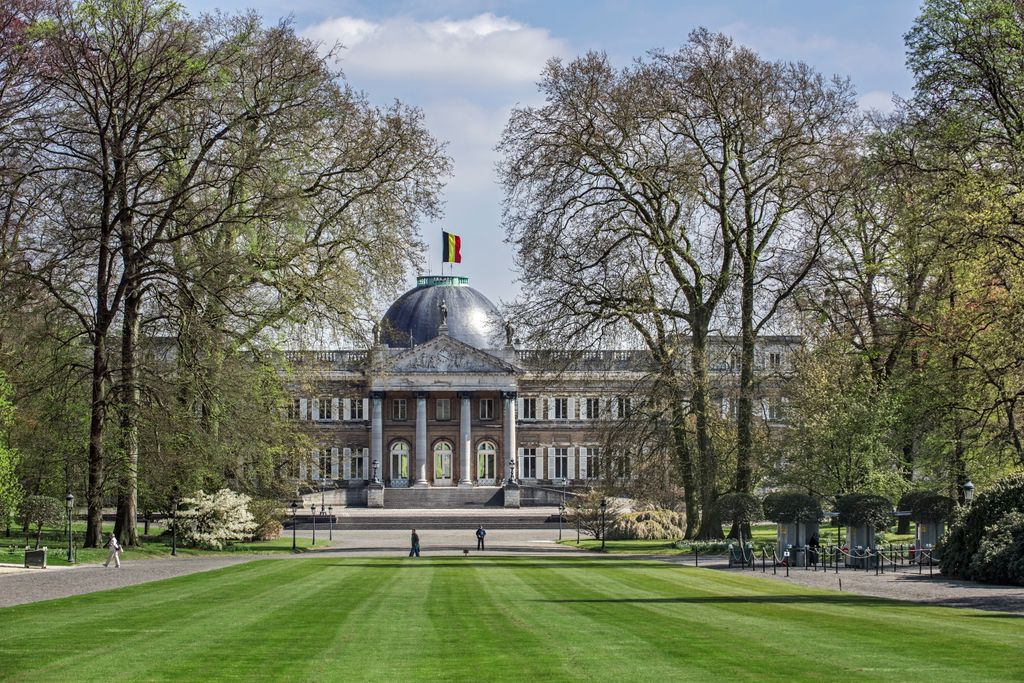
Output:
[289, 511, 561, 530]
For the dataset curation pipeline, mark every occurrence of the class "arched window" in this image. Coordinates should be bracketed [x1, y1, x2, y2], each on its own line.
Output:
[477, 441, 497, 483]
[433, 441, 453, 483]
[390, 441, 410, 486]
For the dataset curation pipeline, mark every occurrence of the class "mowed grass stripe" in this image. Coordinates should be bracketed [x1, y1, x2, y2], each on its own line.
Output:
[1, 557, 1023, 682]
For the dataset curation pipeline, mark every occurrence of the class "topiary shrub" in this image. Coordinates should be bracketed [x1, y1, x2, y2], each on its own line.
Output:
[175, 488, 256, 550]
[938, 473, 1024, 585]
[910, 494, 955, 523]
[763, 492, 822, 524]
[835, 493, 893, 531]
[897, 491, 933, 533]
[608, 508, 684, 540]
[248, 498, 285, 541]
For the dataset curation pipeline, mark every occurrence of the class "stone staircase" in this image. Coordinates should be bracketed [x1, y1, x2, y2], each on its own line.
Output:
[290, 510, 560, 530]
[382, 486, 504, 508]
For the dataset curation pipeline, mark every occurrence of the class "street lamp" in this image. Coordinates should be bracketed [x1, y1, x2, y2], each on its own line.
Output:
[170, 495, 179, 556]
[600, 498, 607, 551]
[310, 504, 317, 546]
[328, 505, 333, 541]
[963, 479, 975, 504]
[558, 502, 565, 541]
[290, 501, 298, 551]
[65, 493, 74, 563]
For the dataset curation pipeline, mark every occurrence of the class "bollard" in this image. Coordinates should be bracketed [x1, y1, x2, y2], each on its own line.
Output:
[695, 548, 698, 567]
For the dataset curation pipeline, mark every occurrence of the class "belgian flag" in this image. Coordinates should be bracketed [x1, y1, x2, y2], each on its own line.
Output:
[442, 231, 462, 263]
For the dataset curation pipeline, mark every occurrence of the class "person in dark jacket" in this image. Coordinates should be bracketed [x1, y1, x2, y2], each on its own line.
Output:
[476, 525, 486, 550]
[409, 529, 420, 557]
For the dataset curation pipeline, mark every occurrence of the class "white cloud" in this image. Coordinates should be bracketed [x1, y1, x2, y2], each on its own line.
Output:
[302, 13, 569, 87]
[857, 90, 897, 113]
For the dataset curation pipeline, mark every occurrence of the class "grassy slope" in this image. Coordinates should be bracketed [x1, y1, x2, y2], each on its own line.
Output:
[0, 558, 1021, 682]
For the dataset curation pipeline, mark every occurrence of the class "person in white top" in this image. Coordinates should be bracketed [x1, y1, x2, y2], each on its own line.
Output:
[103, 533, 123, 568]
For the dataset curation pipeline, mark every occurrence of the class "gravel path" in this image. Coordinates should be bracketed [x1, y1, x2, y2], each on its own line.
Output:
[0, 557, 252, 609]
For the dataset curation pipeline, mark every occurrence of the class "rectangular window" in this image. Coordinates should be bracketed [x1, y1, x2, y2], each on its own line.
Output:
[553, 447, 569, 479]
[522, 447, 537, 479]
[768, 351, 783, 370]
[392, 399, 407, 421]
[436, 398, 451, 421]
[615, 456, 630, 479]
[351, 398, 365, 420]
[479, 398, 494, 420]
[319, 449, 331, 479]
[729, 351, 741, 372]
[521, 398, 537, 420]
[350, 455, 365, 480]
[585, 397, 601, 420]
[615, 397, 632, 419]
[553, 398, 568, 420]
[288, 398, 302, 420]
[584, 447, 600, 479]
[319, 397, 332, 421]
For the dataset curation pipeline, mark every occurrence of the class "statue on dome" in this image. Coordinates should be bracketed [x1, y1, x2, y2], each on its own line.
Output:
[505, 321, 514, 347]
[438, 299, 448, 327]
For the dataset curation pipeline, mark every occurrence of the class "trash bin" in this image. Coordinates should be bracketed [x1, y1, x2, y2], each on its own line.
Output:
[24, 547, 47, 569]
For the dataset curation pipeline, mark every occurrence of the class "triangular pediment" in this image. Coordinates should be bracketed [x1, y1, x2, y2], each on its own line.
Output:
[380, 335, 518, 375]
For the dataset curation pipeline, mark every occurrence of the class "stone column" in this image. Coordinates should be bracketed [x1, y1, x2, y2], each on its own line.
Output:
[458, 392, 473, 487]
[370, 391, 384, 481]
[414, 392, 429, 487]
[502, 391, 517, 484]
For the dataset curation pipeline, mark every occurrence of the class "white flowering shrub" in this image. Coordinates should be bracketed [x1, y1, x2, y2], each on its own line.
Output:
[175, 489, 256, 550]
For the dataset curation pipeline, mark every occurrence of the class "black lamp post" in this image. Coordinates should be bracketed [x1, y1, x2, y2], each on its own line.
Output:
[328, 505, 333, 541]
[310, 504, 317, 546]
[65, 493, 74, 563]
[290, 501, 298, 551]
[600, 498, 607, 551]
[170, 495, 179, 556]
[558, 502, 565, 541]
[963, 479, 975, 505]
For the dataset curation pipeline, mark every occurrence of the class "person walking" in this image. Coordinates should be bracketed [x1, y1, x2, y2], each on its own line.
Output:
[475, 525, 486, 551]
[409, 529, 420, 557]
[103, 533, 123, 568]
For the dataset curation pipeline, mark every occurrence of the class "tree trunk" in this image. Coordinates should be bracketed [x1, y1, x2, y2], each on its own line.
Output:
[735, 252, 756, 496]
[85, 338, 108, 548]
[691, 318, 722, 540]
[669, 385, 699, 538]
[114, 273, 141, 546]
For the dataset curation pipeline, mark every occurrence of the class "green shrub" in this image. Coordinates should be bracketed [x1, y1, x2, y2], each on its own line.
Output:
[835, 493, 892, 531]
[712, 493, 763, 526]
[608, 508, 684, 540]
[939, 473, 1024, 585]
[763, 492, 821, 524]
[19, 495, 64, 549]
[248, 498, 285, 541]
[910, 494, 955, 523]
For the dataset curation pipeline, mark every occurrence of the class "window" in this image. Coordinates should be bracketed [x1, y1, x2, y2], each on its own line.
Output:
[319, 449, 331, 479]
[436, 398, 451, 421]
[553, 398, 568, 420]
[521, 447, 537, 479]
[434, 441, 453, 480]
[287, 398, 303, 420]
[767, 397, 787, 422]
[318, 397, 332, 421]
[721, 397, 738, 419]
[583, 447, 600, 479]
[392, 398, 407, 421]
[351, 398, 365, 420]
[390, 441, 410, 482]
[553, 447, 569, 479]
[477, 441, 496, 481]
[615, 397, 632, 419]
[350, 454, 365, 480]
[615, 456, 631, 479]
[585, 397, 601, 420]
[768, 351, 783, 371]
[479, 398, 494, 420]
[521, 398, 537, 420]
[728, 351, 741, 372]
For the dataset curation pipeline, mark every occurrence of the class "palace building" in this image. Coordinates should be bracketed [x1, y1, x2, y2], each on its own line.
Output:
[287, 275, 795, 507]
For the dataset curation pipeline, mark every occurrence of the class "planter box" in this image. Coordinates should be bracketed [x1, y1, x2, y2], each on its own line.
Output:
[24, 547, 47, 569]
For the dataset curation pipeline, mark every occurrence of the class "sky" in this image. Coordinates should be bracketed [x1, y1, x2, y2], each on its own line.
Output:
[179, 0, 924, 308]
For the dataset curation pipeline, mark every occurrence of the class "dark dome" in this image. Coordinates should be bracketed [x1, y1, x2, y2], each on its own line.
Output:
[381, 276, 504, 349]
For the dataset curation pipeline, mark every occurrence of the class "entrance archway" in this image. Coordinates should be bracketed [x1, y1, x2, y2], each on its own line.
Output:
[433, 441, 454, 486]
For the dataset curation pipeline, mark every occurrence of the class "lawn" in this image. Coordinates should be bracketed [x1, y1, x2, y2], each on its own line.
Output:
[0, 557, 1021, 682]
